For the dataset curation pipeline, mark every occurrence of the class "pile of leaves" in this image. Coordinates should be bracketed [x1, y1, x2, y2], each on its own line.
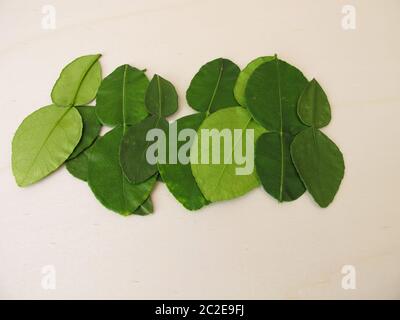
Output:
[12, 54, 344, 215]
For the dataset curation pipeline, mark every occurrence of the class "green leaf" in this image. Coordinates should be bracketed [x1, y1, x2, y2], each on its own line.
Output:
[120, 115, 169, 184]
[246, 57, 308, 202]
[291, 128, 344, 207]
[51, 54, 102, 107]
[88, 127, 156, 215]
[66, 144, 92, 182]
[145, 74, 178, 117]
[158, 113, 208, 210]
[134, 197, 154, 215]
[297, 79, 331, 128]
[96, 65, 149, 127]
[186, 58, 240, 114]
[69, 106, 101, 159]
[255, 132, 305, 202]
[12, 105, 82, 187]
[234, 56, 274, 106]
[191, 107, 265, 202]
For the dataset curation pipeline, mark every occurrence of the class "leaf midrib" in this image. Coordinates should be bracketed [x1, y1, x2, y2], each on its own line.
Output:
[206, 59, 224, 115]
[275, 58, 285, 202]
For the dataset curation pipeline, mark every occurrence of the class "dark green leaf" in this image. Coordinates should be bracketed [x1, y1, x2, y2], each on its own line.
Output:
[291, 128, 344, 207]
[120, 115, 169, 184]
[12, 105, 82, 187]
[158, 113, 208, 210]
[88, 127, 156, 215]
[246, 57, 308, 202]
[145, 74, 178, 117]
[186, 58, 240, 114]
[134, 197, 154, 215]
[96, 65, 149, 127]
[255, 132, 305, 202]
[297, 79, 331, 128]
[51, 54, 102, 107]
[234, 56, 274, 107]
[69, 106, 101, 159]
[66, 145, 92, 181]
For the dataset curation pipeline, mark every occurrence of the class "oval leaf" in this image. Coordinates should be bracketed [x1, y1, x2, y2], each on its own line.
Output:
[255, 132, 305, 202]
[145, 74, 178, 117]
[291, 128, 344, 207]
[234, 56, 274, 106]
[298, 79, 331, 128]
[191, 107, 265, 202]
[96, 65, 149, 127]
[69, 106, 101, 159]
[186, 58, 240, 114]
[246, 57, 308, 202]
[12, 105, 82, 187]
[88, 127, 156, 215]
[120, 115, 169, 184]
[158, 113, 208, 210]
[51, 54, 102, 107]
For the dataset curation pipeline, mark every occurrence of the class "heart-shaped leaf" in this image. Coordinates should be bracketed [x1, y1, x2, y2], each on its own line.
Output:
[297, 78, 331, 128]
[191, 107, 265, 202]
[88, 126, 156, 215]
[51, 54, 102, 107]
[291, 128, 344, 207]
[246, 56, 308, 202]
[96, 65, 149, 127]
[186, 58, 240, 114]
[120, 115, 169, 184]
[145, 74, 178, 117]
[12, 105, 82, 187]
[158, 113, 208, 210]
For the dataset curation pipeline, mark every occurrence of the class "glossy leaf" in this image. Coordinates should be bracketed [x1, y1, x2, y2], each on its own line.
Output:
[88, 127, 156, 215]
[12, 105, 82, 187]
[66, 145, 92, 182]
[191, 107, 265, 202]
[291, 128, 344, 207]
[255, 132, 305, 202]
[134, 197, 154, 216]
[234, 56, 274, 106]
[297, 79, 331, 128]
[246, 57, 308, 202]
[158, 113, 208, 210]
[145, 74, 178, 117]
[96, 65, 149, 127]
[186, 58, 240, 114]
[69, 106, 101, 159]
[120, 115, 169, 184]
[51, 54, 102, 107]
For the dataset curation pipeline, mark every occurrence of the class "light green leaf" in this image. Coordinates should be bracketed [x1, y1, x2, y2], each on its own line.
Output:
[145, 74, 178, 117]
[234, 56, 274, 106]
[297, 78, 331, 128]
[120, 115, 169, 184]
[96, 65, 149, 127]
[191, 107, 265, 202]
[12, 105, 82, 187]
[291, 128, 344, 207]
[246, 56, 307, 202]
[69, 106, 101, 159]
[255, 132, 305, 202]
[88, 127, 156, 215]
[51, 54, 102, 107]
[186, 58, 240, 114]
[158, 113, 208, 210]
